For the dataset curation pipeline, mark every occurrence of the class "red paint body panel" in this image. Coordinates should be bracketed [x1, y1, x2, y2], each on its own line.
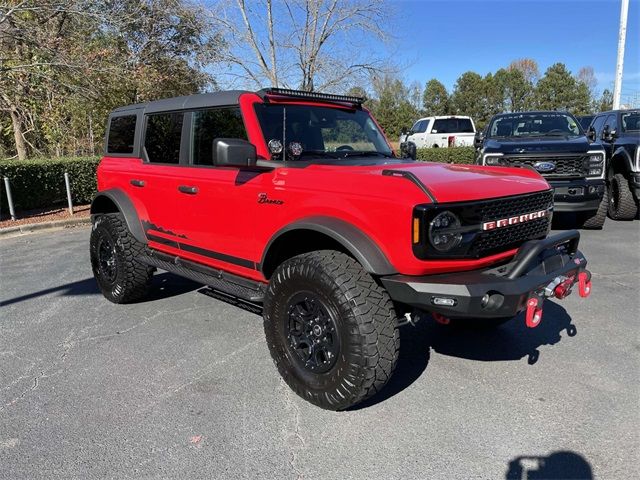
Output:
[97, 95, 552, 281]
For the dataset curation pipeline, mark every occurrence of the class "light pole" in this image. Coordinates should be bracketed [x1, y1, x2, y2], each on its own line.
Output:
[612, 0, 629, 110]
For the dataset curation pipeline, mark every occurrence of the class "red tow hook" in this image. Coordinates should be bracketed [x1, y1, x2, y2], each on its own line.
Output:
[578, 271, 592, 298]
[432, 313, 451, 325]
[525, 297, 543, 328]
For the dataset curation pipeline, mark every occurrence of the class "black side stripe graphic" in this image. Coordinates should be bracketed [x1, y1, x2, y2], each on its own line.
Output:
[146, 233, 257, 270]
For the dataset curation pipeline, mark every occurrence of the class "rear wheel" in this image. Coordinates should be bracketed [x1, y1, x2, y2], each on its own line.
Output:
[263, 251, 399, 410]
[608, 173, 638, 220]
[90, 213, 153, 303]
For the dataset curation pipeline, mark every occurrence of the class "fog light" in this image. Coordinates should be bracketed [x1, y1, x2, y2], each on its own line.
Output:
[588, 186, 596, 194]
[481, 294, 490, 307]
[432, 297, 457, 307]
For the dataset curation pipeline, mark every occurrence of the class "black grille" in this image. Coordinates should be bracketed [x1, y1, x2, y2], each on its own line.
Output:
[503, 155, 586, 177]
[467, 190, 553, 258]
[470, 218, 550, 257]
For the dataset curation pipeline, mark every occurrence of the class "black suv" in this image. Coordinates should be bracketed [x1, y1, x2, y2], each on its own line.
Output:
[587, 109, 640, 220]
[475, 111, 607, 228]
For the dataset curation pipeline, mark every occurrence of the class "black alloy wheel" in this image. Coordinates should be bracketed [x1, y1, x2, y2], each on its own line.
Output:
[285, 292, 340, 374]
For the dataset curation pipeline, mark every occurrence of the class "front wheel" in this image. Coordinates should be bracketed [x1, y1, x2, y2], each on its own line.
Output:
[608, 173, 638, 220]
[263, 251, 400, 410]
[580, 185, 608, 229]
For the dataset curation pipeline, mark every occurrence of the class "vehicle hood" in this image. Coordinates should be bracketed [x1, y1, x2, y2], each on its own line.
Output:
[376, 162, 550, 203]
[484, 135, 601, 154]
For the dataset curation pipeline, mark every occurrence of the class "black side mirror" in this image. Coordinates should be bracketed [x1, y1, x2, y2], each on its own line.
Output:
[400, 142, 416, 160]
[474, 131, 484, 149]
[400, 127, 408, 135]
[587, 126, 596, 142]
[601, 125, 616, 142]
[213, 138, 257, 167]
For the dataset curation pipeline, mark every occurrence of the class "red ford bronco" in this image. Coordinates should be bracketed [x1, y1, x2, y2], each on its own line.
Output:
[90, 88, 592, 410]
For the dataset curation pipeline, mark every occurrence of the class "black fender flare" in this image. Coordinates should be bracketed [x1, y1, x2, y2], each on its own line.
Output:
[610, 147, 634, 175]
[90, 189, 147, 243]
[261, 217, 397, 276]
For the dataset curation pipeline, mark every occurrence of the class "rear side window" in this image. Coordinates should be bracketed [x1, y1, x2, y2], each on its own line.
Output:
[144, 113, 184, 164]
[192, 108, 247, 166]
[432, 118, 474, 134]
[107, 115, 137, 154]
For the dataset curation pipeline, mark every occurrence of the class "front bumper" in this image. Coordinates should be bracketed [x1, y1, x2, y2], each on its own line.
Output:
[630, 172, 640, 199]
[548, 178, 605, 212]
[381, 231, 590, 320]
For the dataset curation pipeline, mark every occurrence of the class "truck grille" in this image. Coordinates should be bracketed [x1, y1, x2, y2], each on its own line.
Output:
[502, 154, 586, 177]
[467, 190, 553, 258]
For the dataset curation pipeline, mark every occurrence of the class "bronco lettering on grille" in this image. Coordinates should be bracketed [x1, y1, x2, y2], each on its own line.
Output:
[482, 210, 548, 231]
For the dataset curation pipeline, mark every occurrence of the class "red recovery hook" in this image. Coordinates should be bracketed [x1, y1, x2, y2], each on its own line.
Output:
[432, 313, 451, 325]
[525, 297, 543, 328]
[578, 271, 592, 298]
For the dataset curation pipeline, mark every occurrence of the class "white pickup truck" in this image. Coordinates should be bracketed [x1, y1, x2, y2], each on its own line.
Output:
[400, 116, 476, 148]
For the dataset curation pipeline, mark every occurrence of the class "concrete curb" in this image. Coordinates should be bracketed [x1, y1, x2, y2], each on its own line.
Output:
[0, 217, 91, 237]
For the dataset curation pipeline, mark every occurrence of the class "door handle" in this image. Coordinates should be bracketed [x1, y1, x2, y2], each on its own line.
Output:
[130, 179, 145, 187]
[178, 185, 198, 195]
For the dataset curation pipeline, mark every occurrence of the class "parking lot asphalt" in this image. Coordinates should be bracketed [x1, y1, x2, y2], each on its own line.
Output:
[1, 220, 639, 479]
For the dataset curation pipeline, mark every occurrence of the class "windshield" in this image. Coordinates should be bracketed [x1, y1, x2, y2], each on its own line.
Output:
[254, 103, 393, 160]
[621, 112, 640, 132]
[488, 112, 582, 138]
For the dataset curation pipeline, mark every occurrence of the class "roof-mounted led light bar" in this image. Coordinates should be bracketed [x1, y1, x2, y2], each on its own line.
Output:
[258, 88, 366, 105]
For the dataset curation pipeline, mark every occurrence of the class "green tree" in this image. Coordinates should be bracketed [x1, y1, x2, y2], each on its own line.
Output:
[368, 75, 419, 138]
[595, 89, 613, 112]
[451, 71, 487, 127]
[534, 63, 591, 114]
[422, 79, 450, 116]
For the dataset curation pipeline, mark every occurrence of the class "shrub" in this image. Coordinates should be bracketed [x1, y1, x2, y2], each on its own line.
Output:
[415, 146, 476, 164]
[0, 157, 100, 213]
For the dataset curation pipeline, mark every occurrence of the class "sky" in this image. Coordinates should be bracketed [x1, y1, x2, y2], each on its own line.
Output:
[392, 0, 639, 103]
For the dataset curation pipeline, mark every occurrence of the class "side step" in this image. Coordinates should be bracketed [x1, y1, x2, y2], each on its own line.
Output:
[139, 251, 266, 303]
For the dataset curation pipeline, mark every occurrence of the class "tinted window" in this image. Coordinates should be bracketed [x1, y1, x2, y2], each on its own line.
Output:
[107, 115, 137, 154]
[413, 120, 428, 133]
[591, 115, 607, 135]
[604, 114, 617, 132]
[621, 112, 640, 132]
[144, 113, 184, 164]
[192, 108, 247, 166]
[432, 118, 474, 134]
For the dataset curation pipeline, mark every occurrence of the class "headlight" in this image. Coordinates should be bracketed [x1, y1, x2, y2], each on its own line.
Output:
[428, 211, 462, 252]
[483, 154, 506, 166]
[585, 151, 605, 178]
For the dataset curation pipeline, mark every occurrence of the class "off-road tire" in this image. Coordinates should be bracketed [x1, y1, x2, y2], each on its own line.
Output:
[580, 185, 608, 229]
[263, 250, 400, 410]
[90, 213, 153, 303]
[608, 173, 638, 220]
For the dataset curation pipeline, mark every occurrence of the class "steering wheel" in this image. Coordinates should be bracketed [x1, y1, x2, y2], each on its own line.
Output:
[335, 145, 354, 151]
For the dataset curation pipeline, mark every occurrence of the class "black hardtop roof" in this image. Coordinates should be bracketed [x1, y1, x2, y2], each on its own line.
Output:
[492, 111, 578, 118]
[597, 109, 640, 115]
[109, 88, 365, 116]
[111, 90, 250, 115]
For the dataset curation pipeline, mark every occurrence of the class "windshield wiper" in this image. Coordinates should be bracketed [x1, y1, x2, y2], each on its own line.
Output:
[341, 151, 394, 158]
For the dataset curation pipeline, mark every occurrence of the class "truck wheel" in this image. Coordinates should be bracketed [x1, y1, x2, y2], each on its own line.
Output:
[263, 251, 399, 410]
[90, 213, 153, 304]
[608, 173, 638, 220]
[580, 185, 608, 229]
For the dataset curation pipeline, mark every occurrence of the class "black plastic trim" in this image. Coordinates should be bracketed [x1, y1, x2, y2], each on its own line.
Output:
[90, 189, 146, 243]
[146, 233, 257, 270]
[381, 169, 437, 203]
[261, 217, 396, 276]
